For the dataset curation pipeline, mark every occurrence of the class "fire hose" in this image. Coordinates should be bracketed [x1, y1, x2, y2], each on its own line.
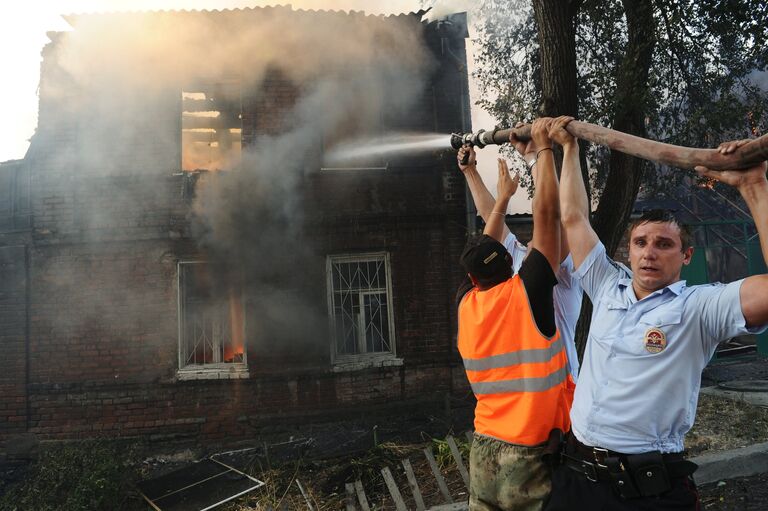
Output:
[451, 121, 768, 170]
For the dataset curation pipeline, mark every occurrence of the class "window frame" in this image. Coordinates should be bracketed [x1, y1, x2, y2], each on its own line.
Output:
[180, 80, 243, 174]
[326, 252, 397, 366]
[176, 260, 249, 380]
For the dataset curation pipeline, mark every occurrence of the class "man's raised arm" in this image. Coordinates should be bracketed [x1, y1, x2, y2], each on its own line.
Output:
[483, 158, 517, 242]
[548, 116, 598, 270]
[457, 144, 516, 240]
[528, 118, 560, 272]
[696, 142, 768, 328]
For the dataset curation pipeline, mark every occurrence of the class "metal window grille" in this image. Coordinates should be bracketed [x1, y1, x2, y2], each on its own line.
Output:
[328, 254, 395, 358]
[178, 262, 246, 368]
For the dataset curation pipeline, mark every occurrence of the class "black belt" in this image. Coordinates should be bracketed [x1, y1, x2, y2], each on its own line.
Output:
[561, 436, 697, 499]
[566, 436, 684, 467]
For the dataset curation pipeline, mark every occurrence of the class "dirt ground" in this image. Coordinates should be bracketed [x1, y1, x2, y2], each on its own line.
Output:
[6, 359, 768, 510]
[699, 473, 768, 511]
[685, 393, 768, 456]
[211, 392, 768, 510]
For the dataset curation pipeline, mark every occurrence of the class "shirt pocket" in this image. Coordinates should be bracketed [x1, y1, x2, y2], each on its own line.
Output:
[626, 307, 684, 356]
[589, 297, 627, 348]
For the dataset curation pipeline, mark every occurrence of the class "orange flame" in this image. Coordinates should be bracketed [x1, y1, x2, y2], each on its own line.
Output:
[224, 291, 245, 363]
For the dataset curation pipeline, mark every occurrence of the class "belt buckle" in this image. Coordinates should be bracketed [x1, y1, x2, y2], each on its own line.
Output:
[592, 446, 609, 469]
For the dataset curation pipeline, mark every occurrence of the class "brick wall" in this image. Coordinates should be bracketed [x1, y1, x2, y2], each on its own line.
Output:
[0, 246, 28, 437]
[24, 363, 463, 443]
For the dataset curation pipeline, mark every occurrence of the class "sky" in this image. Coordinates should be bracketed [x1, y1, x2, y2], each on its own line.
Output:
[0, 0, 531, 213]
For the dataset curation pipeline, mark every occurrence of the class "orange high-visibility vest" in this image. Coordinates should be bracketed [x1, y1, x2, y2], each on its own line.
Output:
[458, 276, 573, 446]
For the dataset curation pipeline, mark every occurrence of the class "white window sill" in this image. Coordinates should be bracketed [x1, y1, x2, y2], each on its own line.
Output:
[331, 355, 403, 373]
[177, 365, 249, 381]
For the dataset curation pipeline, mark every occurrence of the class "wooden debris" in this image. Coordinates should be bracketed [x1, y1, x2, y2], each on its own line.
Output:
[401, 458, 426, 511]
[424, 447, 453, 504]
[354, 479, 371, 511]
[381, 466, 408, 511]
[446, 436, 470, 490]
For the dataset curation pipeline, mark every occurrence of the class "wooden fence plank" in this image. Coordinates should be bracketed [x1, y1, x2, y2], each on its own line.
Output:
[344, 483, 357, 511]
[424, 447, 453, 504]
[354, 480, 371, 511]
[446, 436, 470, 490]
[381, 466, 408, 511]
[295, 479, 315, 511]
[401, 458, 426, 511]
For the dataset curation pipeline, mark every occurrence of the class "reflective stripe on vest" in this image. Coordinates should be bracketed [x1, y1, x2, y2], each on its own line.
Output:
[457, 276, 573, 446]
[470, 365, 567, 395]
[462, 338, 564, 372]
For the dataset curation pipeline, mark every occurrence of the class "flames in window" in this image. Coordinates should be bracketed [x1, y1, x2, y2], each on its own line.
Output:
[179, 262, 246, 367]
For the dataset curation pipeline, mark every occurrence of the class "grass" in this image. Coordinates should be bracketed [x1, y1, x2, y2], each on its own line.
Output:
[0, 440, 143, 511]
[687, 393, 768, 456]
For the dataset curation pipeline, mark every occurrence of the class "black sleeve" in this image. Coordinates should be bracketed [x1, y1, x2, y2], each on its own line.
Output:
[518, 248, 558, 338]
[455, 275, 474, 311]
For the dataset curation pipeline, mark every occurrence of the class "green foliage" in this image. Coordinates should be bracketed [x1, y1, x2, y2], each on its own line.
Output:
[0, 441, 139, 511]
[430, 436, 470, 470]
[472, 0, 768, 199]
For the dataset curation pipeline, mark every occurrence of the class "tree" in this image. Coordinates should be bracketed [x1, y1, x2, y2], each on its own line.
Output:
[472, 0, 768, 352]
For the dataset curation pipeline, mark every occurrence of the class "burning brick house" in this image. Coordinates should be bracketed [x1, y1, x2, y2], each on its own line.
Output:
[0, 7, 473, 448]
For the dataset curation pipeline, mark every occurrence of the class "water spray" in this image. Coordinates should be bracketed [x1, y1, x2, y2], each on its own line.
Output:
[450, 122, 768, 171]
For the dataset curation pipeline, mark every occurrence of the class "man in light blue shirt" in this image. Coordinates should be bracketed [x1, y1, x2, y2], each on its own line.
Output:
[457, 144, 582, 381]
[544, 118, 768, 510]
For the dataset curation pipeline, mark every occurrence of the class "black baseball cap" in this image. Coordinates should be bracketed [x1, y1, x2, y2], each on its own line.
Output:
[460, 235, 512, 280]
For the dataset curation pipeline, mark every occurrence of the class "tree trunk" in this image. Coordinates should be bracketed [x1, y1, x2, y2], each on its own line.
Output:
[592, 0, 656, 254]
[575, 0, 657, 357]
[533, 0, 581, 117]
[532, 0, 590, 193]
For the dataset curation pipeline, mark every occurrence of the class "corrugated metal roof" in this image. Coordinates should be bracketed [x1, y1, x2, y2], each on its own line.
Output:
[62, 5, 428, 27]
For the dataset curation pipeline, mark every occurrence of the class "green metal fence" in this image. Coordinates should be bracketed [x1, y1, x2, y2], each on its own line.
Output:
[680, 220, 767, 358]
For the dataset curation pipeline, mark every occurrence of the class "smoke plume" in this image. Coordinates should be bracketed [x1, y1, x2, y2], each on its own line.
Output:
[41, 7, 433, 353]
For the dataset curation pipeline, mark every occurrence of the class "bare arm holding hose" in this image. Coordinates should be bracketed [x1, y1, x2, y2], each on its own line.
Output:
[457, 144, 517, 241]
[549, 116, 597, 270]
[695, 142, 768, 328]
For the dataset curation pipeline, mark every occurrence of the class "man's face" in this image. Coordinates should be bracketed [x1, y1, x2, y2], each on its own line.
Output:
[628, 221, 693, 299]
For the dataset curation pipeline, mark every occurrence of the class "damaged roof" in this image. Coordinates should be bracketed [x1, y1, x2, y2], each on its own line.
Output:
[62, 5, 430, 27]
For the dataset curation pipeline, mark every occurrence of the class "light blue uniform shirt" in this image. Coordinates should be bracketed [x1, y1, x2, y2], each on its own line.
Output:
[571, 242, 767, 454]
[503, 232, 582, 381]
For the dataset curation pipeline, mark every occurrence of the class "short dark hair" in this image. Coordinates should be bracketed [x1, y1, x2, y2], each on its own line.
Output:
[460, 235, 513, 289]
[629, 209, 692, 250]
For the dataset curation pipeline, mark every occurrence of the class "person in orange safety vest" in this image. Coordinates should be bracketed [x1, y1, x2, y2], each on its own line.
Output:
[456, 118, 574, 511]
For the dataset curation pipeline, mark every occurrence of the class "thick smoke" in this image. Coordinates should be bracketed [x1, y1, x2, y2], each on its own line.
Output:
[423, 0, 473, 23]
[43, 8, 432, 352]
[190, 13, 431, 348]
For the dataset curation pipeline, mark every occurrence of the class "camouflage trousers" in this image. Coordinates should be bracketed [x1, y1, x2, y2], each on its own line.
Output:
[469, 433, 551, 511]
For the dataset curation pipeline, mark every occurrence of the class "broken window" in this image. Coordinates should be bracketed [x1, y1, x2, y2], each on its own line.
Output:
[181, 81, 242, 172]
[327, 253, 395, 359]
[177, 261, 246, 370]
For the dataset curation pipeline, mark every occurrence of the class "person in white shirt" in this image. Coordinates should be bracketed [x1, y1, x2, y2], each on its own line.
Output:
[545, 116, 768, 510]
[457, 142, 582, 381]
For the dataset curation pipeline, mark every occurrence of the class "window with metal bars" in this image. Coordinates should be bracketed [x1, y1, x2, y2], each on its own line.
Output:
[177, 261, 246, 369]
[327, 253, 395, 360]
